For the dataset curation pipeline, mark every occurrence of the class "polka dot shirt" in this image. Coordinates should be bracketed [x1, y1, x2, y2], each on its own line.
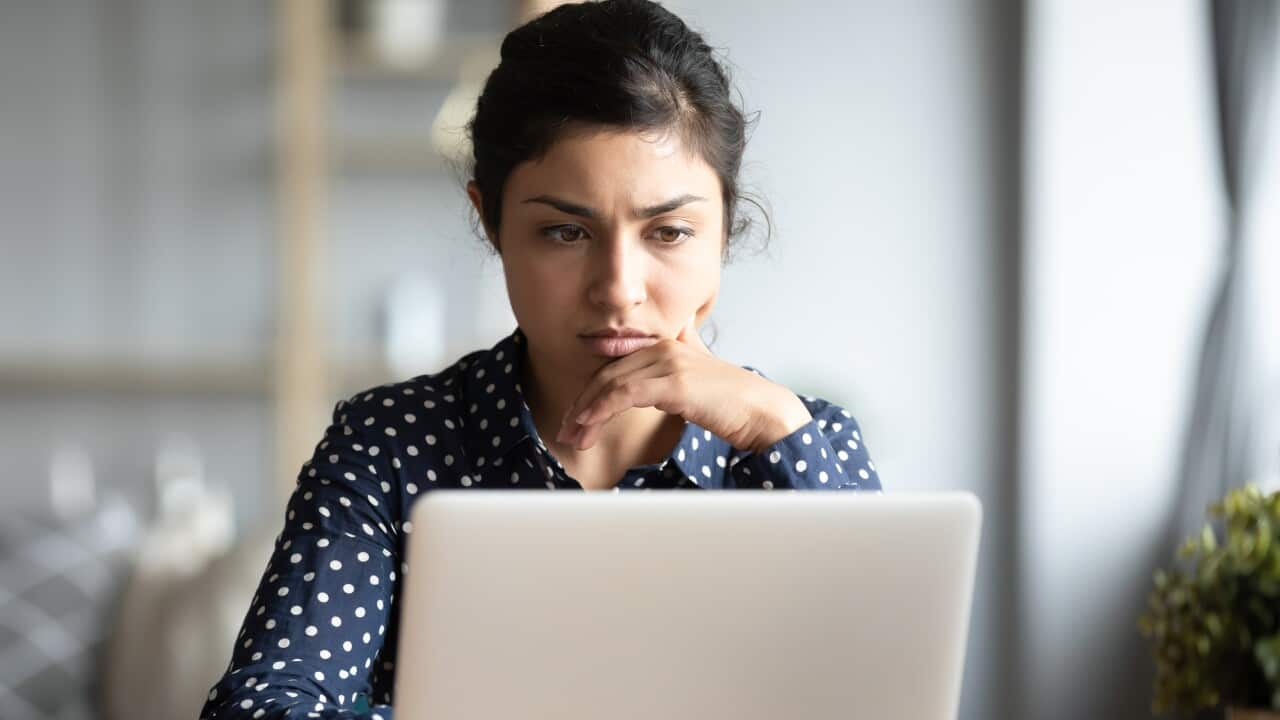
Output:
[199, 327, 881, 718]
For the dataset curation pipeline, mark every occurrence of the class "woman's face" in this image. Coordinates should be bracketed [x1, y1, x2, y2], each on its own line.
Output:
[473, 128, 725, 379]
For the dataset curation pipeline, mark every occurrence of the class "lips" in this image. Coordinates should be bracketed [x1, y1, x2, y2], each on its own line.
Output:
[579, 335, 659, 357]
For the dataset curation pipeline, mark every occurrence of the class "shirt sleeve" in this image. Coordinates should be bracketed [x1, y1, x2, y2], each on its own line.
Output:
[199, 396, 404, 719]
[731, 394, 883, 492]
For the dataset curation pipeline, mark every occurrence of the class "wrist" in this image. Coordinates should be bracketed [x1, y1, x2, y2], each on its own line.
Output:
[747, 387, 812, 454]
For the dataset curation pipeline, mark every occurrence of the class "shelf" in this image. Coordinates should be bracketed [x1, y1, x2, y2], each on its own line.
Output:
[0, 359, 271, 396]
[336, 137, 452, 173]
[0, 358, 397, 397]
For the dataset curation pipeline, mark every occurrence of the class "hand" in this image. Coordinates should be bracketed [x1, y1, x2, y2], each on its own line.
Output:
[555, 314, 813, 453]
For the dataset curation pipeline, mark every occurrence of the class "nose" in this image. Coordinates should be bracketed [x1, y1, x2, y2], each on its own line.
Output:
[585, 234, 647, 312]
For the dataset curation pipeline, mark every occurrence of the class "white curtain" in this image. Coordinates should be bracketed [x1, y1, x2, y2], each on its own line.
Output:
[1167, 0, 1278, 552]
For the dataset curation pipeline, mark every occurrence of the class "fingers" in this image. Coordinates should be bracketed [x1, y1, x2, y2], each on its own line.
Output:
[558, 368, 669, 449]
[569, 375, 668, 450]
[563, 351, 661, 427]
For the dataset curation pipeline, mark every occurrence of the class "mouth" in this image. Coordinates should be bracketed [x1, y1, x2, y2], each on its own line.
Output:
[578, 334, 659, 358]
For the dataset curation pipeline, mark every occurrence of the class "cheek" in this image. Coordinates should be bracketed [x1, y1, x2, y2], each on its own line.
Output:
[655, 250, 721, 306]
[502, 254, 578, 319]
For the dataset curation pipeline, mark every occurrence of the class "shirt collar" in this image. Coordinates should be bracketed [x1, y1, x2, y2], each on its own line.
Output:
[459, 327, 734, 488]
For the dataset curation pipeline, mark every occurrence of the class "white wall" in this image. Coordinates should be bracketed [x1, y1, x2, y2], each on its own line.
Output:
[657, 3, 1018, 719]
[1021, 1, 1224, 717]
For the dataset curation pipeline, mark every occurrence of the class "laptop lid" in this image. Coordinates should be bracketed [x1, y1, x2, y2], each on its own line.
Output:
[394, 490, 981, 720]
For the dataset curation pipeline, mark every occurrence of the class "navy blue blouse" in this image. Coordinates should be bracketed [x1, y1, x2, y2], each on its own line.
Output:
[200, 327, 881, 719]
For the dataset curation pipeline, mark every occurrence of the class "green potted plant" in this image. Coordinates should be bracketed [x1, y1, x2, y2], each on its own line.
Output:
[1139, 484, 1280, 719]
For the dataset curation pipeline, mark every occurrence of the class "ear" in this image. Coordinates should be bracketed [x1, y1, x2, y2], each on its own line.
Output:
[466, 181, 500, 252]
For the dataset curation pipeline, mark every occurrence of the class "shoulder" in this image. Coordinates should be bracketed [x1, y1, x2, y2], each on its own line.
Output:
[332, 349, 485, 436]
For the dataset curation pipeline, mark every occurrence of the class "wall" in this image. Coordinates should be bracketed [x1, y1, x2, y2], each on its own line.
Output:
[663, 3, 1020, 719]
[1021, 1, 1224, 717]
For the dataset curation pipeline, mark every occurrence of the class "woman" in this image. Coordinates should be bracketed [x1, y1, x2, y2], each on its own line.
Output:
[200, 1, 881, 717]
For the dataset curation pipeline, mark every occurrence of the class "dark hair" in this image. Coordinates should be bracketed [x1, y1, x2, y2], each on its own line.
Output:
[466, 0, 769, 260]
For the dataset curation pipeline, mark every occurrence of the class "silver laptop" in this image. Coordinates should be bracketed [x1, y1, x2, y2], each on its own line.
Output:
[393, 490, 981, 720]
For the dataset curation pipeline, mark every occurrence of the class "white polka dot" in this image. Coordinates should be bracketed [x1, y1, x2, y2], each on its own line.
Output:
[859, 468, 871, 479]
[407, 445, 419, 456]
[357, 551, 369, 562]
[331, 616, 342, 627]
[355, 607, 366, 618]
[314, 671, 325, 681]
[305, 625, 318, 637]
[318, 592, 329, 602]
[701, 465, 711, 478]
[241, 699, 254, 709]
[406, 482, 419, 494]
[425, 434, 437, 445]
[329, 560, 343, 571]
[404, 413, 416, 423]
[795, 460, 807, 472]
[343, 583, 355, 594]
[277, 638, 290, 649]
[716, 456, 726, 468]
[802, 432, 812, 445]
[384, 427, 397, 437]
[838, 450, 849, 461]
[819, 471, 829, 483]
[277, 587, 289, 597]
[768, 451, 781, 464]
[290, 553, 302, 564]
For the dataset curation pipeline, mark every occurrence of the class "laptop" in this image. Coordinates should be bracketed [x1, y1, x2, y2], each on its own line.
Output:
[393, 490, 982, 720]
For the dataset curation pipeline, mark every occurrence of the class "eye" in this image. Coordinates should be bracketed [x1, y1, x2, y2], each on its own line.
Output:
[541, 224, 587, 244]
[653, 226, 693, 245]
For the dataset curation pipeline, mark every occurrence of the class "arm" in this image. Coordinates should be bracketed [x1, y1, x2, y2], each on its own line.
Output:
[199, 396, 405, 719]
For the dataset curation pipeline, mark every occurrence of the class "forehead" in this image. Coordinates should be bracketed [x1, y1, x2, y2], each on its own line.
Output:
[505, 128, 722, 206]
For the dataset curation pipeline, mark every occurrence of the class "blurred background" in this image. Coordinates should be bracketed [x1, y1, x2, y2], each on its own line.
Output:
[0, 0, 1276, 719]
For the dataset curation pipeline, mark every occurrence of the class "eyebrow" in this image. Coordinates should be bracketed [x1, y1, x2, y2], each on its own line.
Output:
[520, 193, 708, 220]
